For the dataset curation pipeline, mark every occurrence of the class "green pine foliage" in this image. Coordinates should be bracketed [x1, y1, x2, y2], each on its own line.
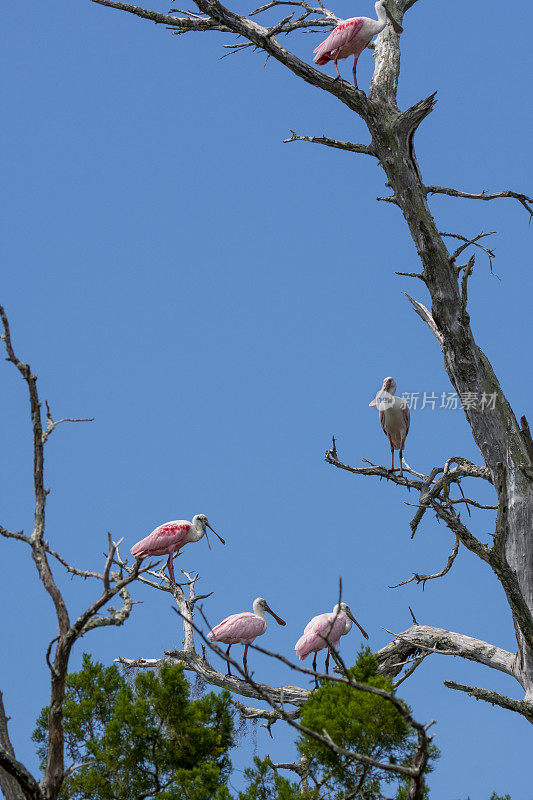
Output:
[32, 654, 234, 800]
[238, 757, 304, 800]
[296, 647, 438, 799]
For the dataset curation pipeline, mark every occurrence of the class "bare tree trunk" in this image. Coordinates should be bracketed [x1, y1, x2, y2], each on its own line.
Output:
[366, 99, 533, 701]
[0, 694, 24, 800]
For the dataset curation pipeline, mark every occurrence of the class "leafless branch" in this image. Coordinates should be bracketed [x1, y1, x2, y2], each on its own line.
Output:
[440, 230, 498, 276]
[449, 498, 498, 511]
[395, 270, 426, 281]
[376, 193, 399, 205]
[0, 527, 30, 546]
[375, 624, 516, 683]
[403, 293, 443, 346]
[90, 0, 371, 120]
[62, 761, 96, 781]
[268, 757, 308, 777]
[325, 446, 424, 491]
[426, 185, 533, 218]
[460, 255, 475, 316]
[443, 680, 533, 721]
[93, 0, 230, 30]
[231, 698, 299, 727]
[283, 129, 375, 155]
[392, 655, 428, 690]
[42, 401, 94, 443]
[389, 536, 460, 590]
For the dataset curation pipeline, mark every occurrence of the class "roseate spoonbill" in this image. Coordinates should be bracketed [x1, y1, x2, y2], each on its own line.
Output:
[130, 515, 225, 584]
[369, 376, 410, 477]
[313, 0, 402, 87]
[208, 597, 286, 677]
[295, 603, 368, 687]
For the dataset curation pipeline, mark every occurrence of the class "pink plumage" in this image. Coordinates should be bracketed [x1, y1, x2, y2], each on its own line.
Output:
[130, 514, 224, 584]
[131, 521, 191, 559]
[208, 612, 267, 646]
[295, 603, 368, 686]
[312, 1, 403, 87]
[208, 597, 286, 676]
[295, 610, 347, 660]
[313, 18, 365, 66]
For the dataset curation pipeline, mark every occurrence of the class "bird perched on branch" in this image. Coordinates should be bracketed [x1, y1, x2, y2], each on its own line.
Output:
[130, 515, 225, 584]
[313, 0, 402, 87]
[369, 376, 410, 477]
[208, 597, 286, 676]
[295, 603, 368, 687]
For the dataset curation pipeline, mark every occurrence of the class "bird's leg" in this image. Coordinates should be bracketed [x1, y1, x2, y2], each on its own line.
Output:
[399, 444, 404, 478]
[243, 644, 249, 677]
[333, 59, 341, 81]
[225, 645, 232, 677]
[312, 652, 318, 689]
[352, 56, 358, 88]
[325, 649, 330, 674]
[166, 553, 176, 584]
[389, 438, 395, 475]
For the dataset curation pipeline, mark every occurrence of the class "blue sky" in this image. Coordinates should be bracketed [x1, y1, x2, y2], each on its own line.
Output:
[1, 0, 533, 797]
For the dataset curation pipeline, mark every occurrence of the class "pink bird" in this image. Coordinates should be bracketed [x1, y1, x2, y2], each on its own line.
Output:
[369, 377, 410, 477]
[130, 514, 225, 584]
[295, 602, 368, 686]
[208, 597, 286, 676]
[313, 0, 402, 87]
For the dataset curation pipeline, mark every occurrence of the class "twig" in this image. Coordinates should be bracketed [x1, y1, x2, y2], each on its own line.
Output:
[42, 401, 94, 443]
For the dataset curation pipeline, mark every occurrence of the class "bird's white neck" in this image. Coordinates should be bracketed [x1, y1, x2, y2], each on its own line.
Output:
[189, 517, 206, 543]
[375, 1, 388, 26]
[253, 599, 267, 621]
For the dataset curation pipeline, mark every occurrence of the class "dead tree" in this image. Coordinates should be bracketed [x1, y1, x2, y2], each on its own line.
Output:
[89, 0, 533, 722]
[0, 308, 158, 800]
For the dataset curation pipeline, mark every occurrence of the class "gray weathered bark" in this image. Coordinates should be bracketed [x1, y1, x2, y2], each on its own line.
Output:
[0, 693, 25, 800]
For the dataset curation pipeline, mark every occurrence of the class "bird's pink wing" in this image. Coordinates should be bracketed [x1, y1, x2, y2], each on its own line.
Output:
[303, 612, 328, 635]
[208, 612, 265, 644]
[131, 521, 190, 557]
[296, 612, 345, 658]
[313, 18, 364, 64]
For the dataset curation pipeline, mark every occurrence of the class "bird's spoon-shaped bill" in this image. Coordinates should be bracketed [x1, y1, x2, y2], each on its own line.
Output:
[345, 606, 369, 640]
[207, 521, 225, 544]
[203, 521, 226, 550]
[265, 602, 287, 626]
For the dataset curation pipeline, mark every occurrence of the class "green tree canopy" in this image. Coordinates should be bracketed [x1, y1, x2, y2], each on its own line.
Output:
[239, 648, 438, 800]
[297, 647, 435, 799]
[33, 654, 234, 800]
